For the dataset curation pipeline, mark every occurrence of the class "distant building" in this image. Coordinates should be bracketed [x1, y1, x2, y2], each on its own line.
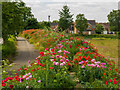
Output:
[96, 22, 110, 34]
[50, 20, 97, 35]
[50, 22, 58, 31]
[74, 20, 96, 35]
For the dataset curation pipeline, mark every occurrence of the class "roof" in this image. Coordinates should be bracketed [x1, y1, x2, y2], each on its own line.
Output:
[88, 20, 96, 26]
[50, 22, 58, 26]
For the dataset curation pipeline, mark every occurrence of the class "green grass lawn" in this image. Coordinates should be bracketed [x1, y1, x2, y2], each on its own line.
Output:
[86, 38, 118, 68]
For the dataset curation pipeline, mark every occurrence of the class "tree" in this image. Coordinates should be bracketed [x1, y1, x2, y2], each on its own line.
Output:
[58, 5, 73, 32]
[75, 14, 88, 34]
[96, 24, 104, 34]
[2, 1, 33, 42]
[25, 18, 40, 30]
[52, 20, 59, 23]
[39, 21, 50, 29]
[107, 10, 120, 32]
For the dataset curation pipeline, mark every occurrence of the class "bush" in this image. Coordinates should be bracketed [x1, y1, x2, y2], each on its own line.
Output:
[2, 35, 16, 63]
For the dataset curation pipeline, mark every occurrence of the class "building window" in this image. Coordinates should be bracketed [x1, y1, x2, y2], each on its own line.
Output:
[92, 26, 95, 28]
[92, 30, 95, 34]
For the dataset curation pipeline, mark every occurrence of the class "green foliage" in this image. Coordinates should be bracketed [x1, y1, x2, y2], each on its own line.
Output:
[96, 24, 105, 34]
[2, 1, 33, 42]
[2, 35, 16, 62]
[58, 5, 73, 31]
[25, 18, 40, 30]
[75, 14, 88, 33]
[52, 20, 59, 23]
[107, 10, 120, 32]
[39, 21, 50, 29]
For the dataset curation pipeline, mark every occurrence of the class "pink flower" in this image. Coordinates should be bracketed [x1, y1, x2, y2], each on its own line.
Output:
[56, 55, 59, 58]
[51, 59, 55, 62]
[68, 52, 70, 54]
[97, 65, 100, 68]
[29, 75, 32, 78]
[26, 77, 29, 80]
[62, 57, 65, 60]
[65, 59, 69, 62]
[26, 86, 29, 88]
[79, 62, 82, 64]
[55, 62, 59, 66]
[60, 56, 62, 58]
[80, 48, 82, 51]
[60, 63, 64, 66]
[60, 59, 63, 62]
[81, 65, 85, 68]
[28, 60, 30, 63]
[24, 68, 27, 70]
[45, 48, 48, 50]
[28, 64, 31, 67]
[63, 62, 65, 65]
[23, 75, 27, 79]
[101, 63, 106, 65]
[104, 66, 107, 68]
[38, 80, 41, 83]
[53, 62, 56, 65]
[87, 64, 91, 67]
[101, 65, 103, 68]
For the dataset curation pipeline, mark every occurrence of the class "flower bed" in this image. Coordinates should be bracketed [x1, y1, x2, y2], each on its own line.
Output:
[2, 29, 120, 89]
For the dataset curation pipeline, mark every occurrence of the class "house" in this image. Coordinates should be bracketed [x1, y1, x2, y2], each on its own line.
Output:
[96, 23, 110, 34]
[50, 22, 58, 31]
[50, 20, 96, 35]
[74, 20, 96, 35]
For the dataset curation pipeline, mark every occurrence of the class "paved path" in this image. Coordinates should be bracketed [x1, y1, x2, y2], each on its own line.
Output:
[9, 37, 40, 71]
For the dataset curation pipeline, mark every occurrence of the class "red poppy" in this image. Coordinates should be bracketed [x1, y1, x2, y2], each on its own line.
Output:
[9, 85, 14, 89]
[104, 73, 106, 75]
[37, 67, 39, 70]
[4, 78, 8, 82]
[78, 56, 82, 61]
[21, 78, 24, 82]
[114, 81, 118, 84]
[9, 77, 13, 80]
[39, 63, 42, 66]
[33, 78, 35, 80]
[40, 52, 44, 56]
[109, 79, 112, 82]
[106, 81, 108, 85]
[16, 78, 20, 81]
[42, 65, 44, 67]
[2, 83, 6, 87]
[50, 67, 53, 69]
[74, 59, 77, 61]
[14, 76, 19, 79]
[113, 75, 115, 77]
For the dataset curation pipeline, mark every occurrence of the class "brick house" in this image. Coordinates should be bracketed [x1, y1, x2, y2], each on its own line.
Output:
[50, 20, 96, 35]
[73, 20, 96, 35]
[96, 23, 110, 33]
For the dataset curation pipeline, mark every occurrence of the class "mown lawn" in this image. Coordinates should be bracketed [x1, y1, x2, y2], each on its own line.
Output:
[87, 38, 118, 68]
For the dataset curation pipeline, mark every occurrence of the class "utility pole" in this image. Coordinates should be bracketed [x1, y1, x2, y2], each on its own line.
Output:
[48, 15, 50, 22]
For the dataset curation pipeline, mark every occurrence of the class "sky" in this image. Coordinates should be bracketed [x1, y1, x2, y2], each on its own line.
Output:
[22, 0, 119, 23]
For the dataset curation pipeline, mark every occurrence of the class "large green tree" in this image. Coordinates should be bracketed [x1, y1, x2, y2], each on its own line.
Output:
[107, 10, 120, 32]
[25, 18, 40, 30]
[96, 24, 104, 34]
[2, 1, 33, 42]
[75, 14, 88, 34]
[58, 5, 73, 32]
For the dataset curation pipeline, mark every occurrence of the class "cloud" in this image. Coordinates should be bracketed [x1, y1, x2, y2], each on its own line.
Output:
[23, 1, 118, 22]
